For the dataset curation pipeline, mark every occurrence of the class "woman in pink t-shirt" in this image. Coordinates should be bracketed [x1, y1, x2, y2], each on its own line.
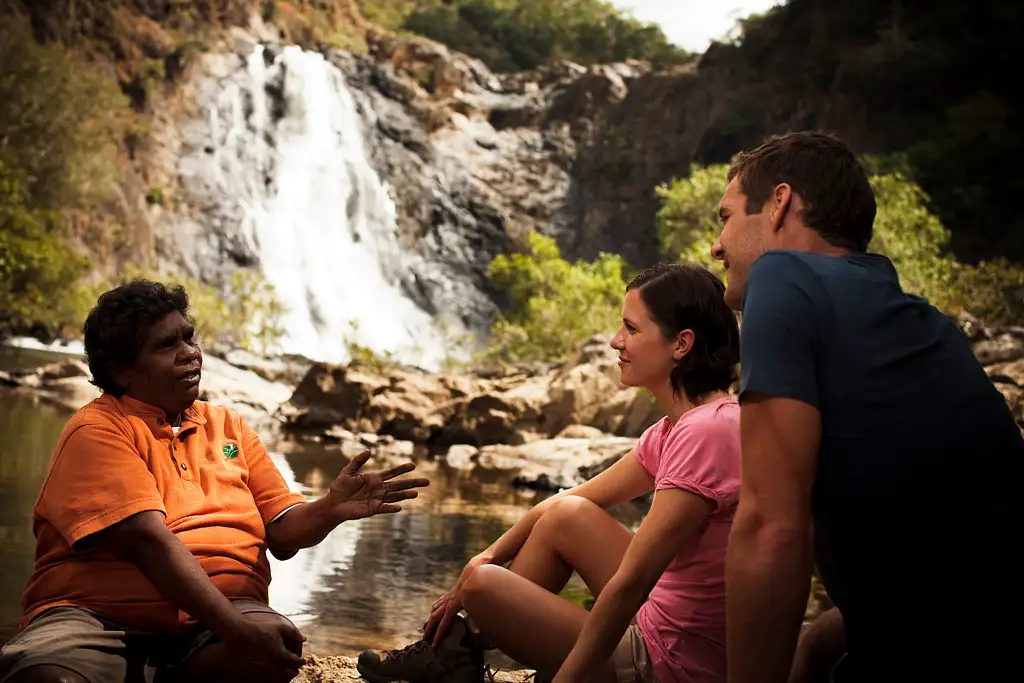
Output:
[358, 263, 741, 683]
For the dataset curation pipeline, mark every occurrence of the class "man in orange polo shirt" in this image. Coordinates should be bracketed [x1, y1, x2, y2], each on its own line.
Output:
[0, 280, 429, 683]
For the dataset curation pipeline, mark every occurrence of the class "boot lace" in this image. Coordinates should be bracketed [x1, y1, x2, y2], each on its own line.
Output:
[383, 640, 434, 664]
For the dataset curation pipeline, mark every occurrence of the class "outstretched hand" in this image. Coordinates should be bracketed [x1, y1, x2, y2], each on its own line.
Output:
[327, 449, 429, 521]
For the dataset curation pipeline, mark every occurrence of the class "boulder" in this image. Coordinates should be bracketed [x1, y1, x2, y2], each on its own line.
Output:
[474, 435, 637, 491]
[971, 329, 1024, 365]
[283, 363, 456, 442]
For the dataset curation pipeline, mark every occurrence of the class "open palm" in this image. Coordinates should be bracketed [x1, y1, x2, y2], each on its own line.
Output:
[328, 449, 429, 521]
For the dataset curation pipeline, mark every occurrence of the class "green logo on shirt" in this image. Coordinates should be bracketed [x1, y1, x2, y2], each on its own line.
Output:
[223, 443, 239, 459]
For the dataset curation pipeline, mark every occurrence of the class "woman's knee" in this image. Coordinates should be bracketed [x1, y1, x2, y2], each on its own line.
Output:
[6, 665, 90, 683]
[461, 563, 507, 612]
[533, 495, 604, 539]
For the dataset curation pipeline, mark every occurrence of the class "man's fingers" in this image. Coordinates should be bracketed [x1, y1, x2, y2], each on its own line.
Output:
[386, 477, 430, 492]
[377, 503, 402, 514]
[341, 449, 373, 475]
[380, 462, 416, 480]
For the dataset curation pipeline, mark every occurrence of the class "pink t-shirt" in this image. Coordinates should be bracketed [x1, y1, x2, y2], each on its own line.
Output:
[634, 396, 740, 683]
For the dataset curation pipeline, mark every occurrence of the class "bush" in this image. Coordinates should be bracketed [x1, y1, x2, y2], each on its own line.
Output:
[97, 266, 288, 355]
[402, 0, 690, 72]
[486, 232, 625, 363]
[656, 164, 1024, 325]
[0, 165, 91, 339]
[0, 30, 130, 211]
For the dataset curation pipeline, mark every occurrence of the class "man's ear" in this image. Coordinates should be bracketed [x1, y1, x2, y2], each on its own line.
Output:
[768, 183, 794, 235]
[674, 329, 695, 361]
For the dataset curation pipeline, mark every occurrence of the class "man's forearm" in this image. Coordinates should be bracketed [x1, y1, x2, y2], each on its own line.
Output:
[265, 497, 341, 552]
[557, 574, 647, 682]
[726, 505, 814, 683]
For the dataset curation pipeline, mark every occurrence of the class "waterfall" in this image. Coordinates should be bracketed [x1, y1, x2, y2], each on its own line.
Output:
[184, 45, 456, 370]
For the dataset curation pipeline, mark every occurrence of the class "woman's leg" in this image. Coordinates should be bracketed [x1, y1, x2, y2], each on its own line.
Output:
[505, 495, 633, 595]
[461, 495, 633, 680]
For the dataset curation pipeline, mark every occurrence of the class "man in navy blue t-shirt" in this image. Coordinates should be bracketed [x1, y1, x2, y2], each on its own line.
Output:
[714, 132, 1021, 683]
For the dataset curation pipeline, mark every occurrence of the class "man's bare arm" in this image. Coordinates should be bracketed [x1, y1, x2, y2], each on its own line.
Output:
[727, 393, 821, 683]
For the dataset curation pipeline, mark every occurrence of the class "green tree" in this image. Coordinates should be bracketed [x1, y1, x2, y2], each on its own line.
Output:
[0, 164, 90, 338]
[402, 0, 690, 72]
[655, 163, 728, 280]
[656, 163, 1024, 325]
[106, 265, 288, 354]
[0, 31, 130, 211]
[487, 232, 625, 363]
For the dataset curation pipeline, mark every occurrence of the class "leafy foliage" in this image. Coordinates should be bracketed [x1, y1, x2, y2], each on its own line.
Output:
[99, 266, 288, 354]
[656, 164, 1024, 325]
[0, 31, 130, 211]
[486, 232, 626, 363]
[0, 164, 91, 339]
[399, 0, 690, 72]
[274, 1, 368, 52]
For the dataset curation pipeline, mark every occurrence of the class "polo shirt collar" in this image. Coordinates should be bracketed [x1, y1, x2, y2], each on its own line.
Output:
[113, 394, 207, 427]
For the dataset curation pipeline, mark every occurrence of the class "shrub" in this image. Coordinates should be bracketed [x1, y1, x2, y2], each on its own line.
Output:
[486, 232, 626, 363]
[402, 0, 690, 72]
[0, 165, 91, 339]
[0, 30, 130, 211]
[656, 163, 1024, 325]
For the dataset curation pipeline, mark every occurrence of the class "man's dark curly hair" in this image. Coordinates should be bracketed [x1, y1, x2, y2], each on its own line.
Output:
[84, 279, 193, 396]
[627, 263, 740, 400]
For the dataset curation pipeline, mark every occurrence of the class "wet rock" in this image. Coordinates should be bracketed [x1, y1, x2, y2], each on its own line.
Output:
[557, 424, 606, 439]
[36, 359, 91, 382]
[445, 444, 479, 470]
[295, 655, 533, 683]
[971, 330, 1024, 365]
[283, 363, 455, 442]
[222, 349, 314, 387]
[475, 435, 637, 491]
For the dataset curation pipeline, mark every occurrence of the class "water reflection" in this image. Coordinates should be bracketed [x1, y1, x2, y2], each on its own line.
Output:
[0, 387, 646, 658]
[266, 441, 558, 655]
[0, 389, 72, 642]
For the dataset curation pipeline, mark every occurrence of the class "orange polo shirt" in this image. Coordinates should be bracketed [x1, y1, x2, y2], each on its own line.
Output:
[20, 393, 307, 632]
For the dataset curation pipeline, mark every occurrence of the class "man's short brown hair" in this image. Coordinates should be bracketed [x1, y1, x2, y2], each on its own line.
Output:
[728, 131, 877, 252]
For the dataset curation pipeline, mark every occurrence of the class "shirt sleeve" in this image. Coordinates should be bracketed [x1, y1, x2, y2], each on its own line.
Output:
[36, 416, 167, 548]
[238, 417, 307, 525]
[738, 252, 826, 409]
[656, 418, 741, 511]
[633, 418, 667, 478]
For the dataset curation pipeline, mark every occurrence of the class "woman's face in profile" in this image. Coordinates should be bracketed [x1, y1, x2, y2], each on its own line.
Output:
[610, 289, 680, 391]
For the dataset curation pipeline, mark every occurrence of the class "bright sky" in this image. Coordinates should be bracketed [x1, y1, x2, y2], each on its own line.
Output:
[609, 0, 783, 53]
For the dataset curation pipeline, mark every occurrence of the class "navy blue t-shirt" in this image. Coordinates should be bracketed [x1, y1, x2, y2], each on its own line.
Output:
[739, 250, 1021, 680]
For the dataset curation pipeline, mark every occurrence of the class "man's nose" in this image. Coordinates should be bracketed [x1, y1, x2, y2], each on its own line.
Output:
[711, 241, 725, 261]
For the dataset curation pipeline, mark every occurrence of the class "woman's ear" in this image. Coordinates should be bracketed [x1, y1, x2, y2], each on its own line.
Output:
[673, 329, 695, 361]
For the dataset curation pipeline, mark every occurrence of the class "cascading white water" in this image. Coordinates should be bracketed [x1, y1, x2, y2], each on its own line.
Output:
[196, 45, 453, 369]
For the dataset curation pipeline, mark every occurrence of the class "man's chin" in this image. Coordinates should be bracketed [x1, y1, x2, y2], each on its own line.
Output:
[724, 283, 745, 311]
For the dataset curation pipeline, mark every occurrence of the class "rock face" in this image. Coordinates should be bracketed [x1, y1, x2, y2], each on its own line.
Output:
[2, 352, 296, 431]
[283, 317, 1024, 490]
[281, 334, 664, 447]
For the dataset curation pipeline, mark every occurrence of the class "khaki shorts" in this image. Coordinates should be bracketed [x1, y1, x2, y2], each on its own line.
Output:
[0, 599, 288, 683]
[611, 624, 660, 683]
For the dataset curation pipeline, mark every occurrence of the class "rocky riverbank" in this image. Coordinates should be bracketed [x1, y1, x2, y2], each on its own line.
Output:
[4, 312, 1023, 493]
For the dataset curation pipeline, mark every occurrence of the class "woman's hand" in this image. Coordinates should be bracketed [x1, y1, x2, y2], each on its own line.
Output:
[423, 552, 493, 648]
[326, 449, 429, 521]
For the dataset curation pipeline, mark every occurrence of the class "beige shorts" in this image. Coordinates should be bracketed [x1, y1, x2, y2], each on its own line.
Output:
[0, 599, 288, 683]
[611, 624, 660, 683]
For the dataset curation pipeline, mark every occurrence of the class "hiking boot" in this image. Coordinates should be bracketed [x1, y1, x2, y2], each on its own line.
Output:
[357, 615, 484, 683]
